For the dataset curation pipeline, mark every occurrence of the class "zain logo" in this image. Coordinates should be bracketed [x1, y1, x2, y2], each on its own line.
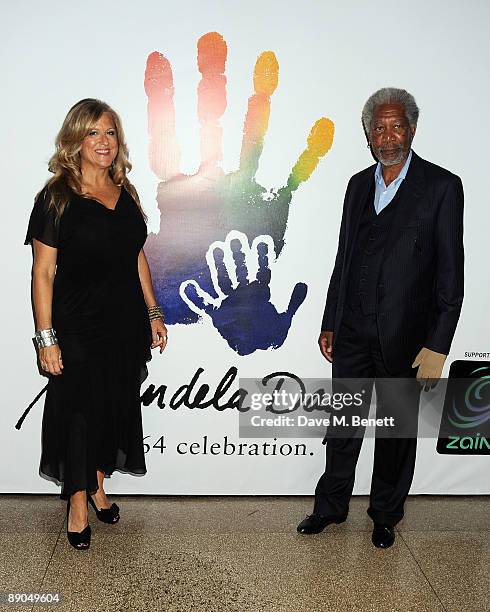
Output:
[448, 366, 490, 429]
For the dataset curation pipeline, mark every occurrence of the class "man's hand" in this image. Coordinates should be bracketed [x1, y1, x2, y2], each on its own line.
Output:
[318, 331, 334, 363]
[412, 347, 447, 391]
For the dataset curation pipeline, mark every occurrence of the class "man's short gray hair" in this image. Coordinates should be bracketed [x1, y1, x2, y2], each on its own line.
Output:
[361, 87, 419, 134]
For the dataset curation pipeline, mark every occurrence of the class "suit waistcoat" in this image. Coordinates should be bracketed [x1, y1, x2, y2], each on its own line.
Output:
[345, 180, 401, 315]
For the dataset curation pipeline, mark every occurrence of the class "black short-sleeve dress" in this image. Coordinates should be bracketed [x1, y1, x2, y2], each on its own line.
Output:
[24, 185, 153, 499]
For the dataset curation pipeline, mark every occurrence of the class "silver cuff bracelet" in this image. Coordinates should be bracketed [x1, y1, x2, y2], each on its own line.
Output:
[34, 328, 58, 349]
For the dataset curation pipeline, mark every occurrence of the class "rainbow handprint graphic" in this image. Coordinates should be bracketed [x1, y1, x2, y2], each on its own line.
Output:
[144, 32, 334, 355]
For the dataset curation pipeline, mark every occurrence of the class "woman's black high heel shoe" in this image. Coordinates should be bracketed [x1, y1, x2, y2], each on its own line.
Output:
[66, 499, 91, 551]
[88, 495, 120, 524]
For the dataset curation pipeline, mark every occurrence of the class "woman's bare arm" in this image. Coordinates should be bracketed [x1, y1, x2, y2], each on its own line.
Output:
[31, 239, 63, 374]
[138, 248, 168, 353]
[137, 248, 158, 308]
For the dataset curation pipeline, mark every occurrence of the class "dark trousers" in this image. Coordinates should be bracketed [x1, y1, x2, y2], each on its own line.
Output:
[313, 304, 421, 526]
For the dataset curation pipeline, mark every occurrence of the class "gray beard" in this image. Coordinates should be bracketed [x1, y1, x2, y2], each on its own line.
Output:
[377, 147, 407, 166]
[373, 134, 413, 167]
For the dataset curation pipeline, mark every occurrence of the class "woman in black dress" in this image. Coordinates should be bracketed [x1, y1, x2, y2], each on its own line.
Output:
[25, 98, 167, 550]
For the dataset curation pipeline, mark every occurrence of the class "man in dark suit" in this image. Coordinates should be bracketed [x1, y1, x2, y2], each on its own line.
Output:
[297, 88, 464, 548]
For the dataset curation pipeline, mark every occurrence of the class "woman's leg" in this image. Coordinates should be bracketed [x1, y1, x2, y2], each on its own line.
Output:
[68, 490, 88, 532]
[90, 469, 112, 510]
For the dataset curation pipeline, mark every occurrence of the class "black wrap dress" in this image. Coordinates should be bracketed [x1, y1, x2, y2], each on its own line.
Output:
[24, 185, 152, 499]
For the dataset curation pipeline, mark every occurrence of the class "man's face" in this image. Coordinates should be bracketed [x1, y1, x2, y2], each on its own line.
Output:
[369, 103, 416, 166]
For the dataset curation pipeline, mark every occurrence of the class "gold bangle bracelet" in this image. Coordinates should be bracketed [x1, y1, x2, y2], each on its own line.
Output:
[148, 304, 164, 322]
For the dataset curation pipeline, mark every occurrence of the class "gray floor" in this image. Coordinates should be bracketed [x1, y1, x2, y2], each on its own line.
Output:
[0, 495, 488, 612]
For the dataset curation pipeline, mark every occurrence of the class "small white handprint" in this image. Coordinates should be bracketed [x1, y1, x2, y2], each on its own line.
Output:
[180, 231, 307, 355]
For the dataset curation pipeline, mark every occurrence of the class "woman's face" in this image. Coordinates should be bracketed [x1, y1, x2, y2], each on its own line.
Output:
[79, 111, 119, 171]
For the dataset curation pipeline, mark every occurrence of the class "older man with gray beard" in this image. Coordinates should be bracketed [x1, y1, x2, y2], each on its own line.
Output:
[297, 88, 464, 548]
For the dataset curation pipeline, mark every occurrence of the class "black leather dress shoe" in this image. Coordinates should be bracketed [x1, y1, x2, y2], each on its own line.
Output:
[372, 524, 395, 549]
[297, 513, 347, 534]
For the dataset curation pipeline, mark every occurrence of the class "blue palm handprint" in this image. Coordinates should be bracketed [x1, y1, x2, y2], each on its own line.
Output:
[180, 231, 307, 355]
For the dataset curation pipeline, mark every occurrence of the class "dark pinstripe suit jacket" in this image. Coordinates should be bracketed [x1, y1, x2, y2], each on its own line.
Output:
[321, 150, 464, 373]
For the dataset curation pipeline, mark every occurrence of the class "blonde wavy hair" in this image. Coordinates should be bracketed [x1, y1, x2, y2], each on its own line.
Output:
[41, 98, 147, 221]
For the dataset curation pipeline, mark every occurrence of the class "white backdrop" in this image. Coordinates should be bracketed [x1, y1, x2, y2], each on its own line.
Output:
[2, 0, 489, 495]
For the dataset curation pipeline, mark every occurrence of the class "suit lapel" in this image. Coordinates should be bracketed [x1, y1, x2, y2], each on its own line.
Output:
[345, 166, 375, 270]
[344, 151, 426, 277]
[381, 150, 426, 260]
